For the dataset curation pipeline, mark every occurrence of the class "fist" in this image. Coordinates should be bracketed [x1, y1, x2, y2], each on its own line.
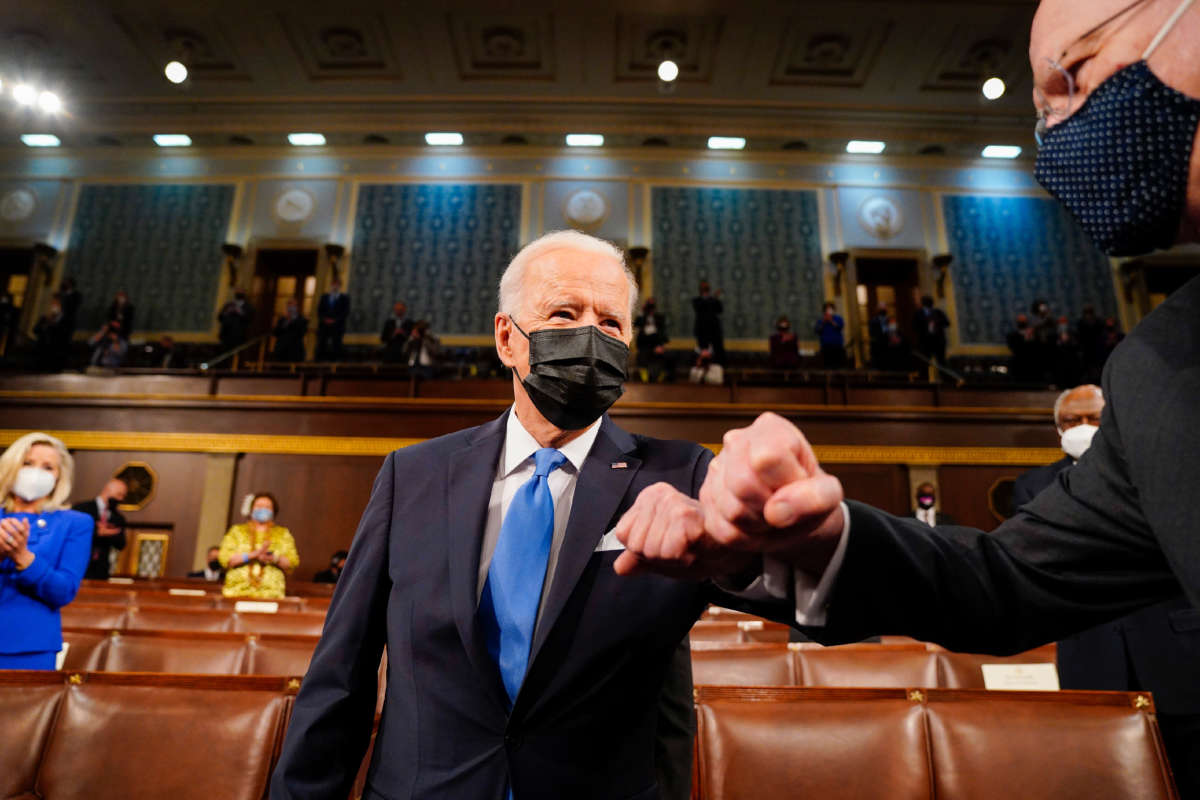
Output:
[612, 482, 751, 580]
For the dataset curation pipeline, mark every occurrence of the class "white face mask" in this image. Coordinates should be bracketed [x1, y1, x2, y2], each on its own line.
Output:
[1060, 424, 1099, 460]
[13, 466, 56, 502]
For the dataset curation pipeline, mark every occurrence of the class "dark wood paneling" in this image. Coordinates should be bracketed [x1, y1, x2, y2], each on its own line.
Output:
[229, 453, 384, 584]
[733, 386, 829, 406]
[70, 450, 207, 578]
[824, 464, 911, 517]
[937, 464, 1049, 532]
[215, 376, 305, 396]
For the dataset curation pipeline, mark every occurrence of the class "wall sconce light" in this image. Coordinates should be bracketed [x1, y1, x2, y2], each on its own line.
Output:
[828, 251, 849, 295]
[324, 243, 346, 283]
[221, 243, 244, 287]
[932, 253, 953, 297]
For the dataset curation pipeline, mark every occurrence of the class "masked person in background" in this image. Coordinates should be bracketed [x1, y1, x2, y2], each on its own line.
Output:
[612, 2, 1200, 796]
[218, 492, 299, 599]
[272, 230, 801, 800]
[0, 433, 91, 670]
[905, 482, 956, 527]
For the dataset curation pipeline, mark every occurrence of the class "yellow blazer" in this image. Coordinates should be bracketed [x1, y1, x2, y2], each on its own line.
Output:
[218, 522, 299, 599]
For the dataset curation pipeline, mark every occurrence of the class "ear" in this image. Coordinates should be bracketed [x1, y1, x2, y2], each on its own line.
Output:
[495, 313, 517, 368]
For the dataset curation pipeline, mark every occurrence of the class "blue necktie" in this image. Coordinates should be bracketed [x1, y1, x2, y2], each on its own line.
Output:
[479, 447, 567, 706]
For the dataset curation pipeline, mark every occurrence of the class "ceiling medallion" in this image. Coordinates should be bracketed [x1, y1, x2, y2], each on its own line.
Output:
[564, 188, 609, 230]
[857, 195, 903, 240]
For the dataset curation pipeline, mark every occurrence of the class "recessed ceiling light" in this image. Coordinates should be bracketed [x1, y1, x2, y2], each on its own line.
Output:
[982, 144, 1022, 159]
[164, 61, 189, 84]
[288, 132, 326, 146]
[846, 140, 886, 154]
[565, 134, 603, 147]
[21, 134, 61, 147]
[657, 60, 679, 82]
[37, 91, 62, 113]
[981, 77, 1006, 100]
[13, 84, 36, 106]
[707, 136, 746, 150]
[425, 132, 464, 146]
[153, 134, 192, 147]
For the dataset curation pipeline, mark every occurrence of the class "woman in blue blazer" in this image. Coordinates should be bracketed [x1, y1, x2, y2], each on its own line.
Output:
[0, 432, 92, 670]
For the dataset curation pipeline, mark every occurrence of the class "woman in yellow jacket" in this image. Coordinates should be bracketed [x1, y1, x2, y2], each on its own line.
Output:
[218, 492, 299, 599]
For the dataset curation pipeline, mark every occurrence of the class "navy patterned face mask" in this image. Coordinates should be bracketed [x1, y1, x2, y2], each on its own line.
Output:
[1035, 61, 1200, 256]
[1034, 61, 1200, 257]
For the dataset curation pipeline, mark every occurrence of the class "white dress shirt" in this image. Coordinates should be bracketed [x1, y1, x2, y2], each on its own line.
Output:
[915, 506, 936, 527]
[476, 408, 603, 631]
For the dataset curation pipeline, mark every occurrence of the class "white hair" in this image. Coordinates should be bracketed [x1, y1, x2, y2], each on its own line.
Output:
[498, 230, 639, 320]
[1053, 384, 1103, 428]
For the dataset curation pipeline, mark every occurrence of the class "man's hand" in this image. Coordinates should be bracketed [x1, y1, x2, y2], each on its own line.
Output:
[612, 483, 753, 580]
[96, 521, 122, 538]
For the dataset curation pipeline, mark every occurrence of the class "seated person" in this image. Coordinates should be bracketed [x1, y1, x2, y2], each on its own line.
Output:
[688, 347, 724, 385]
[218, 492, 299, 599]
[88, 320, 128, 368]
[313, 550, 348, 584]
[187, 545, 225, 582]
[768, 315, 800, 369]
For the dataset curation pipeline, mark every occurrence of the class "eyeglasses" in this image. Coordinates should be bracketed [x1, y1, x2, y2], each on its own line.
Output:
[1034, 0, 1154, 145]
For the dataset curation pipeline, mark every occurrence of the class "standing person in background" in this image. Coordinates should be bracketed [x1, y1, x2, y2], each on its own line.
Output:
[1053, 315, 1084, 387]
[33, 296, 72, 372]
[403, 319, 441, 380]
[1007, 313, 1038, 382]
[218, 492, 299, 599]
[106, 291, 135, 338]
[316, 279, 351, 361]
[692, 280, 725, 365]
[0, 292, 16, 357]
[218, 290, 255, 352]
[868, 302, 890, 369]
[634, 297, 672, 382]
[768, 315, 800, 370]
[58, 278, 81, 339]
[813, 301, 846, 369]
[1030, 299, 1057, 382]
[72, 477, 129, 580]
[0, 432, 91, 670]
[912, 295, 950, 368]
[1077, 305, 1105, 383]
[272, 299, 308, 363]
[380, 301, 412, 364]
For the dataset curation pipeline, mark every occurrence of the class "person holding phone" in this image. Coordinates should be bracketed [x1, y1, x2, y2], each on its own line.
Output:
[218, 492, 299, 599]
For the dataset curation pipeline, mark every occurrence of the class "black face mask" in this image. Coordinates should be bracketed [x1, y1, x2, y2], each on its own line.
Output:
[510, 317, 628, 430]
[207, 559, 222, 571]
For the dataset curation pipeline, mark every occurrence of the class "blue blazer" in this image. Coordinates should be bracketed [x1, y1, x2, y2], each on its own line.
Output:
[272, 413, 788, 800]
[0, 508, 92, 654]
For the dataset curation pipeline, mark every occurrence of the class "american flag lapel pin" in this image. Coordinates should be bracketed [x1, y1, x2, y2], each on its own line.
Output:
[610, 461, 628, 470]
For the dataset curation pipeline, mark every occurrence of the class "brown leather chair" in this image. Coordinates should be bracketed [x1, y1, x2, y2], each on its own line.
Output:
[60, 602, 129, 630]
[689, 621, 746, 643]
[690, 643, 797, 687]
[73, 587, 135, 605]
[244, 634, 320, 676]
[795, 643, 939, 688]
[232, 610, 327, 636]
[135, 590, 221, 608]
[34, 673, 296, 800]
[104, 630, 247, 675]
[61, 628, 113, 671]
[694, 686, 1179, 800]
[935, 643, 1058, 689]
[125, 605, 236, 633]
[0, 671, 66, 800]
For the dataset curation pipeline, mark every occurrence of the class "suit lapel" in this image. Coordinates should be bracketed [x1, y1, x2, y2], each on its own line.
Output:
[446, 412, 509, 708]
[527, 417, 641, 666]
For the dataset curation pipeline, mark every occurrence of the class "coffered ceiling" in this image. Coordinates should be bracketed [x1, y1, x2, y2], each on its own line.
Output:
[0, 0, 1041, 156]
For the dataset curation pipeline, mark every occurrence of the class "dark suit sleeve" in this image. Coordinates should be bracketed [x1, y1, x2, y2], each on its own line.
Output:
[1011, 471, 1041, 512]
[271, 453, 395, 799]
[819, 400, 1182, 655]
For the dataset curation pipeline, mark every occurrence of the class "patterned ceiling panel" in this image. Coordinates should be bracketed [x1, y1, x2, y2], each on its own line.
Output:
[113, 15, 249, 81]
[449, 13, 555, 80]
[922, 23, 1026, 91]
[770, 19, 890, 87]
[614, 16, 722, 82]
[0, 27, 99, 84]
[282, 15, 402, 80]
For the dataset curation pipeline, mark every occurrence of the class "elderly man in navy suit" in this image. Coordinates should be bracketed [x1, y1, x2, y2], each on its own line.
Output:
[272, 230, 787, 800]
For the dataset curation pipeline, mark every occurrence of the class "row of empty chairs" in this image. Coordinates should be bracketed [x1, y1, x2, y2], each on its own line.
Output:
[81, 577, 336, 599]
[62, 628, 319, 676]
[74, 585, 333, 612]
[0, 670, 1176, 800]
[691, 641, 1059, 690]
[62, 603, 328, 636]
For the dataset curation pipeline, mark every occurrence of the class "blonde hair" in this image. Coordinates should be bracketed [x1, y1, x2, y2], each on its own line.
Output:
[0, 432, 74, 512]
[498, 230, 639, 319]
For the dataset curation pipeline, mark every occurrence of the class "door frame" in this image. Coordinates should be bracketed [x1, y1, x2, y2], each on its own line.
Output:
[846, 248, 930, 368]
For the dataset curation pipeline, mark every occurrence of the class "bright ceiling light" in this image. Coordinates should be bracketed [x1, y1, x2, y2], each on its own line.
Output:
[982, 144, 1022, 159]
[657, 60, 679, 82]
[707, 136, 746, 150]
[153, 134, 192, 147]
[288, 132, 326, 146]
[425, 132, 464, 146]
[21, 134, 61, 147]
[565, 133, 604, 147]
[13, 84, 36, 106]
[846, 140, 886, 154]
[37, 91, 62, 113]
[164, 61, 189, 84]
[981, 77, 1006, 100]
